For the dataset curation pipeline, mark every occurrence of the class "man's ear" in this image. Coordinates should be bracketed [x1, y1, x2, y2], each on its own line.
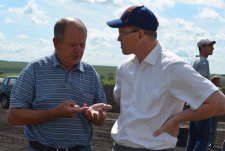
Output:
[139, 30, 145, 39]
[53, 37, 59, 49]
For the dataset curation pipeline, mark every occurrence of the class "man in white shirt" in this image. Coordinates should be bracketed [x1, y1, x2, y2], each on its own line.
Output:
[106, 5, 225, 151]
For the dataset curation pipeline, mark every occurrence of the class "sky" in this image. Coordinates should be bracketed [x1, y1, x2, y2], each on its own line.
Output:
[0, 0, 225, 74]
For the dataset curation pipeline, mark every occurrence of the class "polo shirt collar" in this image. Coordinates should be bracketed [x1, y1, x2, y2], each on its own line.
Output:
[52, 53, 84, 72]
[199, 55, 207, 59]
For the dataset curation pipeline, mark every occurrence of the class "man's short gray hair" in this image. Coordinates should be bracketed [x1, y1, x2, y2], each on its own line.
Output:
[54, 17, 87, 42]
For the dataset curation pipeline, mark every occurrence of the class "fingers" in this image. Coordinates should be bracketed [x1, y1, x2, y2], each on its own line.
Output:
[97, 108, 105, 118]
[85, 110, 93, 120]
[76, 106, 89, 112]
[99, 103, 112, 111]
[90, 103, 112, 111]
[153, 127, 179, 137]
[102, 104, 112, 111]
[153, 129, 162, 137]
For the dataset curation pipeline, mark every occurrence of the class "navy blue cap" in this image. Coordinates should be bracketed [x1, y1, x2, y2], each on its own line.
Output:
[106, 5, 159, 31]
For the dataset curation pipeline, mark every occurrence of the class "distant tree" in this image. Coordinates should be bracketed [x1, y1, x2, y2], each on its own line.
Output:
[108, 73, 114, 81]
[100, 75, 105, 80]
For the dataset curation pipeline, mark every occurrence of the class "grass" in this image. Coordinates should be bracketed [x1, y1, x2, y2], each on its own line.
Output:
[2, 60, 225, 88]
[0, 60, 116, 85]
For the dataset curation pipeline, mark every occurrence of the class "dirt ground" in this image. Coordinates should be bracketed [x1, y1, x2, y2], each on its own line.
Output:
[0, 109, 224, 151]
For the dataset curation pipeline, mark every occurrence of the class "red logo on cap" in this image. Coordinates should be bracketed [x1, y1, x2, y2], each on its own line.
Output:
[121, 5, 138, 23]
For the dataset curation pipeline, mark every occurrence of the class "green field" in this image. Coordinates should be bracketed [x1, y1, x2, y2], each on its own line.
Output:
[1, 60, 225, 89]
[0, 60, 27, 76]
[0, 60, 116, 85]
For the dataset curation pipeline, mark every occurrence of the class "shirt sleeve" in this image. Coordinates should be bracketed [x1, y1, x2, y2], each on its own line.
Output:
[113, 66, 121, 105]
[10, 63, 35, 109]
[168, 62, 218, 110]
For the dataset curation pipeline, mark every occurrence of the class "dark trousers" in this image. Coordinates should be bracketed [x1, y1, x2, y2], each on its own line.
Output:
[209, 116, 218, 146]
[112, 143, 173, 151]
[186, 118, 211, 151]
[222, 140, 225, 151]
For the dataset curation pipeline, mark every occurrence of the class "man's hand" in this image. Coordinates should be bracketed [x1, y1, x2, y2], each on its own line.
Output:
[153, 115, 180, 138]
[53, 100, 89, 118]
[84, 103, 112, 126]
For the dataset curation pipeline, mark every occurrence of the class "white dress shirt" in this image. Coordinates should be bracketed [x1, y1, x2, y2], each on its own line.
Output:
[111, 43, 218, 150]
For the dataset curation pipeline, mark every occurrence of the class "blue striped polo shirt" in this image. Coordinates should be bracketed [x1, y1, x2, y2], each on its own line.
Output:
[10, 53, 106, 148]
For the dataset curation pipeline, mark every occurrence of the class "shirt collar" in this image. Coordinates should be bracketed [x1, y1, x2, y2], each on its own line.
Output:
[52, 53, 84, 72]
[132, 42, 162, 66]
[199, 55, 207, 59]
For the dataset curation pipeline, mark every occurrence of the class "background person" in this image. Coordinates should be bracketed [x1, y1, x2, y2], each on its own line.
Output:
[209, 76, 222, 150]
[186, 39, 216, 151]
[8, 17, 112, 151]
[106, 5, 225, 151]
[222, 140, 225, 151]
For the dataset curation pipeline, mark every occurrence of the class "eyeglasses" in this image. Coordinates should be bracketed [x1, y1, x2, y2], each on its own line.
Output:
[118, 30, 139, 37]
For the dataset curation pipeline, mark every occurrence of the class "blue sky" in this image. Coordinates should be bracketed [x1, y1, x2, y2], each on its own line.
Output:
[0, 0, 225, 74]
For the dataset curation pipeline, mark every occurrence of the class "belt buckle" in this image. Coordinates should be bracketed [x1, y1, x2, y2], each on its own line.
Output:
[56, 148, 68, 151]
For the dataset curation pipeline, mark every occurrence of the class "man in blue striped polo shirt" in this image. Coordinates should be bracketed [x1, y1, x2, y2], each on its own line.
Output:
[8, 17, 112, 151]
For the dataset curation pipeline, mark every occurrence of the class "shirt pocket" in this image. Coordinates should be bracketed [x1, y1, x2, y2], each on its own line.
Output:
[81, 92, 95, 105]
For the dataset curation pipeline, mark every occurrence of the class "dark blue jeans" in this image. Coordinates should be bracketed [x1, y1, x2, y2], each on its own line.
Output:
[222, 140, 225, 151]
[209, 116, 218, 147]
[186, 118, 211, 151]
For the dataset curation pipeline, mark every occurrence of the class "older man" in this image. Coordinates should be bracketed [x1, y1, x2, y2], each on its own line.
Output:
[8, 17, 112, 151]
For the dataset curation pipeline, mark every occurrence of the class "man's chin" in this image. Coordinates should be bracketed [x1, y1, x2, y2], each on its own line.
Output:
[122, 50, 130, 55]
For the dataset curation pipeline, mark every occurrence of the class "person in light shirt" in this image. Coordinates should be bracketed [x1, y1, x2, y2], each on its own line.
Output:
[106, 5, 225, 151]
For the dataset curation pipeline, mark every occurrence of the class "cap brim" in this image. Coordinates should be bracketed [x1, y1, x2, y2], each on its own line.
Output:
[106, 19, 128, 28]
[211, 41, 216, 44]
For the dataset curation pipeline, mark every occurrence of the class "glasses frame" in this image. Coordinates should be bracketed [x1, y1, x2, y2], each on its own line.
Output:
[118, 30, 140, 37]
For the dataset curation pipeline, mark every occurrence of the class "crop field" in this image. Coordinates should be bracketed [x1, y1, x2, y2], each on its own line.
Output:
[1, 60, 225, 90]
[0, 60, 116, 85]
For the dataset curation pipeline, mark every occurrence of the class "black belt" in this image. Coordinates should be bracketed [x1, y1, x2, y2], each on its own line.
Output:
[114, 143, 174, 151]
[29, 141, 81, 151]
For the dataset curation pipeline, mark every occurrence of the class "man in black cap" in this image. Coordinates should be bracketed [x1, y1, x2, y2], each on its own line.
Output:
[186, 39, 216, 151]
[106, 5, 225, 151]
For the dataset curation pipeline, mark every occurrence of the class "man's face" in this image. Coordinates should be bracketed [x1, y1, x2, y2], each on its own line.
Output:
[54, 23, 86, 69]
[202, 44, 214, 56]
[117, 26, 140, 55]
[214, 79, 221, 87]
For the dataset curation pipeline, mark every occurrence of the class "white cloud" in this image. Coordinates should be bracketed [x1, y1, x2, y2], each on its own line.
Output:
[6, 0, 49, 25]
[17, 35, 28, 39]
[176, 19, 208, 37]
[4, 17, 13, 24]
[0, 39, 53, 62]
[0, 32, 6, 40]
[216, 28, 225, 42]
[177, 0, 225, 8]
[149, 0, 175, 11]
[84, 0, 108, 3]
[38, 38, 51, 45]
[198, 8, 225, 22]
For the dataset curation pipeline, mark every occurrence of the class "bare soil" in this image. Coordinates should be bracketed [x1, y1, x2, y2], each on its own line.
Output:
[0, 109, 224, 151]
